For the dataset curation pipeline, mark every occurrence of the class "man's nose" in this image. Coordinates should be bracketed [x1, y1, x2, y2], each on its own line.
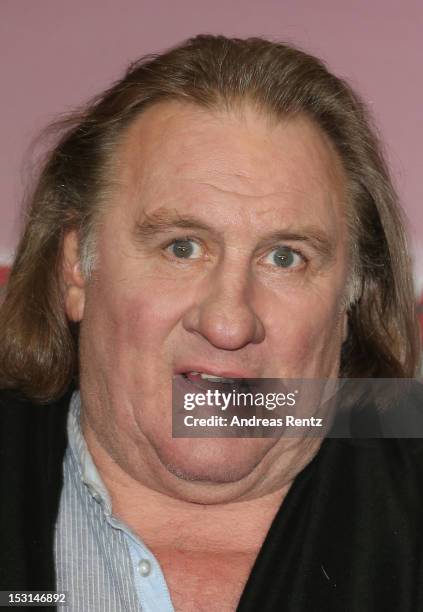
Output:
[182, 265, 265, 350]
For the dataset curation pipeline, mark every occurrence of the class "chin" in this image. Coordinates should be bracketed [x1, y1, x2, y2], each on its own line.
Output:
[150, 436, 277, 485]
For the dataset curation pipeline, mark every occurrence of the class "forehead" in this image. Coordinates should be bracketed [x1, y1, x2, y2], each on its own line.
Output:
[110, 100, 347, 229]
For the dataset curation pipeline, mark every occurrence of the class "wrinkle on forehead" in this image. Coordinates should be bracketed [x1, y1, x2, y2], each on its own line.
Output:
[194, 180, 339, 209]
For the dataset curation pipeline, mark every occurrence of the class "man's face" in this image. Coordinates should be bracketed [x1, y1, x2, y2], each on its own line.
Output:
[65, 101, 350, 502]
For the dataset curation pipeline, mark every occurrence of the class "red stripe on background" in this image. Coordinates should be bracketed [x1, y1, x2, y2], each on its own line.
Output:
[0, 266, 10, 286]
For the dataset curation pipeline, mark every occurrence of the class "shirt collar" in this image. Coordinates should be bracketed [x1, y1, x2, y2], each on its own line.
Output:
[67, 390, 113, 514]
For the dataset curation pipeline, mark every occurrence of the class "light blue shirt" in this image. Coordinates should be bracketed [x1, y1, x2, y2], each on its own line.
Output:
[54, 391, 175, 612]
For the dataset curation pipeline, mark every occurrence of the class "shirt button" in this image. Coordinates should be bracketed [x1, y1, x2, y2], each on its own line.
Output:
[138, 559, 152, 577]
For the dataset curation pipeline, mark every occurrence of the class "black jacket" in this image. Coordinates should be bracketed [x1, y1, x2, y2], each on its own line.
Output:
[1, 388, 423, 611]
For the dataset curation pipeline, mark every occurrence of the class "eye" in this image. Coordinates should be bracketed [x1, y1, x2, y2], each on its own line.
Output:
[264, 246, 304, 269]
[165, 238, 202, 259]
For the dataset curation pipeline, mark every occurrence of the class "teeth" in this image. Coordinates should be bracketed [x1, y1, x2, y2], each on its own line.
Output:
[201, 373, 225, 381]
[200, 373, 235, 382]
[186, 371, 235, 383]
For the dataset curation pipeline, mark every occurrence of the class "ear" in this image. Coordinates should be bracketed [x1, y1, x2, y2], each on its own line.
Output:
[62, 230, 86, 322]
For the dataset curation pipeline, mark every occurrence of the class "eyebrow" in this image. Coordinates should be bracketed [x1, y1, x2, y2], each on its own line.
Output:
[134, 209, 336, 259]
[134, 210, 213, 238]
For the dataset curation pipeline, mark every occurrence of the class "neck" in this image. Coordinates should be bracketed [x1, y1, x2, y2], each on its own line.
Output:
[112, 475, 288, 553]
[83, 420, 290, 553]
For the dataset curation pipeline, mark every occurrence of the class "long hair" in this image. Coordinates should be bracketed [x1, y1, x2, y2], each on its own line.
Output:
[0, 35, 420, 401]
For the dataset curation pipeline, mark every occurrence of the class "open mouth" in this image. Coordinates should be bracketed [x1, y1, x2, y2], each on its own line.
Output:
[183, 371, 237, 384]
[179, 371, 254, 393]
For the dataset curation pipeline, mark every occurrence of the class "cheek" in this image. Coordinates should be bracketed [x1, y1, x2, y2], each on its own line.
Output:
[82, 273, 190, 365]
[264, 288, 345, 367]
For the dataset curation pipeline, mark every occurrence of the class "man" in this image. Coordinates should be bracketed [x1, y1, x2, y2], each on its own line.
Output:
[0, 35, 422, 611]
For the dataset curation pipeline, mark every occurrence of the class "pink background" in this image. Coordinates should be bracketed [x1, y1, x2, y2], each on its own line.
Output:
[1, 0, 422, 289]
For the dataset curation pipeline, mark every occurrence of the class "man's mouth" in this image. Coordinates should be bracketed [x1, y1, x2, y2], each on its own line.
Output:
[178, 371, 255, 393]
[183, 371, 237, 384]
